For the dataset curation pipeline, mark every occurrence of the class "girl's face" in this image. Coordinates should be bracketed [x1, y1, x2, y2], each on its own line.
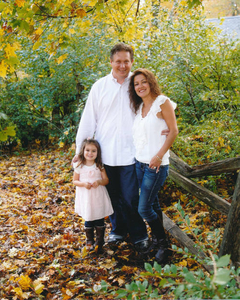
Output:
[134, 74, 151, 100]
[84, 144, 98, 163]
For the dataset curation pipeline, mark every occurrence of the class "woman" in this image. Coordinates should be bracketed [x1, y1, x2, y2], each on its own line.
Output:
[129, 68, 178, 263]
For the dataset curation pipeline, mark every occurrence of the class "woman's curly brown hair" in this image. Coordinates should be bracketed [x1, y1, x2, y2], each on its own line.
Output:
[129, 68, 162, 114]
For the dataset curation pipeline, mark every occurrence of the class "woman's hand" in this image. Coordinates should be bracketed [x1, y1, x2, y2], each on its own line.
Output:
[149, 155, 162, 173]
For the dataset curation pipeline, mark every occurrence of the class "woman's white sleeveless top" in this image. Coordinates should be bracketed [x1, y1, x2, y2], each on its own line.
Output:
[132, 95, 177, 165]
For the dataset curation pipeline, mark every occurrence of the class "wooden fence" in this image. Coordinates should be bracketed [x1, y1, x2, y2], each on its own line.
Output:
[163, 151, 240, 271]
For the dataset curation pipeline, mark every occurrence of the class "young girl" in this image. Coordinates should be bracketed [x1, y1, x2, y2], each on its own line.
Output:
[73, 138, 113, 253]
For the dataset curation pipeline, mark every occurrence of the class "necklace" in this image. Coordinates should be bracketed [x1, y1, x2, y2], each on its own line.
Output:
[141, 101, 154, 118]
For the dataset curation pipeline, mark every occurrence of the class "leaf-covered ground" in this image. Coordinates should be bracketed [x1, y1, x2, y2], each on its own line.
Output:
[0, 148, 231, 299]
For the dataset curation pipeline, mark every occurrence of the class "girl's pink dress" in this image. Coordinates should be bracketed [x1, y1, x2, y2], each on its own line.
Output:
[74, 163, 113, 221]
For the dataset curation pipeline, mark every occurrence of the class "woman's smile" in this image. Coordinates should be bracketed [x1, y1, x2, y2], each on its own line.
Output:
[134, 74, 151, 100]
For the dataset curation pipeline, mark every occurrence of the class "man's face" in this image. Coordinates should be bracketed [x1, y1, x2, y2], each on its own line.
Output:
[110, 51, 133, 82]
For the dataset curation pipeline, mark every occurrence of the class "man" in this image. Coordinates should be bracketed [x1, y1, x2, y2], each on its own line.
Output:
[72, 43, 149, 252]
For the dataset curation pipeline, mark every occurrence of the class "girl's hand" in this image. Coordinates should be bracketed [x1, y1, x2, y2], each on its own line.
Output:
[92, 181, 100, 188]
[85, 182, 92, 189]
[149, 155, 162, 173]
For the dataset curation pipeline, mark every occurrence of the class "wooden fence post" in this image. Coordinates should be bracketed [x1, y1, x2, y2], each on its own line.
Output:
[219, 172, 240, 267]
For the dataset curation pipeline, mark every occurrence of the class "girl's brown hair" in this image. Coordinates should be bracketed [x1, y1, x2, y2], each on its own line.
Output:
[129, 68, 162, 114]
[77, 139, 103, 169]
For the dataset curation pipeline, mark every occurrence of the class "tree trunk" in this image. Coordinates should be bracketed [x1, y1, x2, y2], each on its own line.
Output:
[219, 172, 240, 267]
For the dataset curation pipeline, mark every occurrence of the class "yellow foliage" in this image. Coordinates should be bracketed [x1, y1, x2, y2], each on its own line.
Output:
[57, 54, 68, 64]
[69, 28, 75, 34]
[13, 287, 29, 299]
[33, 279, 45, 294]
[81, 246, 88, 258]
[35, 28, 43, 35]
[58, 0, 72, 5]
[76, 19, 92, 33]
[178, 259, 188, 267]
[63, 22, 69, 28]
[177, 45, 181, 51]
[0, 60, 7, 78]
[124, 27, 136, 41]
[15, 0, 25, 8]
[5, 43, 17, 58]
[218, 137, 225, 147]
[87, 0, 98, 5]
[76, 8, 87, 18]
[47, 34, 55, 40]
[18, 274, 32, 290]
[32, 41, 41, 50]
[2, 6, 13, 18]
[180, 0, 188, 5]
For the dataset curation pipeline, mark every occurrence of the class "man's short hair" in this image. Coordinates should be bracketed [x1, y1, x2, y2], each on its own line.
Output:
[110, 43, 134, 61]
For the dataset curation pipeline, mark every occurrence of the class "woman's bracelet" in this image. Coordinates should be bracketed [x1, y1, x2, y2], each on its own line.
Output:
[156, 155, 162, 162]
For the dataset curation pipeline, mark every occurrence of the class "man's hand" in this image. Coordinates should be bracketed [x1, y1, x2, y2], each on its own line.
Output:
[161, 129, 170, 136]
[71, 155, 80, 166]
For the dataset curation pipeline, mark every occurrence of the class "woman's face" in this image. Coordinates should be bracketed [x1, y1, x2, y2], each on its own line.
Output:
[133, 74, 151, 99]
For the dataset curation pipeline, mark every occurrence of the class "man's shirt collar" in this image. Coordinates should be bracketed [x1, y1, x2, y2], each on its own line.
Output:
[110, 69, 132, 83]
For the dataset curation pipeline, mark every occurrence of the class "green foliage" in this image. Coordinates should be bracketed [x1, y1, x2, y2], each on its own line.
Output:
[0, 1, 239, 160]
[83, 201, 240, 299]
[132, 3, 240, 163]
[86, 257, 240, 299]
[134, 5, 240, 122]
[0, 112, 16, 142]
[85, 202, 240, 299]
[0, 25, 113, 148]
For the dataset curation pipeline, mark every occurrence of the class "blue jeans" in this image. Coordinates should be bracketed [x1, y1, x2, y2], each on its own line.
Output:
[135, 161, 169, 223]
[104, 164, 148, 244]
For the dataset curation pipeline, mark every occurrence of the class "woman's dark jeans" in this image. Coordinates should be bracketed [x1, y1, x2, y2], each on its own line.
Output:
[135, 161, 169, 223]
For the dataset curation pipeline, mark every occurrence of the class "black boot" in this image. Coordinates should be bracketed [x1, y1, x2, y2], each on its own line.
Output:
[148, 216, 169, 264]
[156, 209, 163, 227]
[149, 209, 164, 248]
[155, 238, 169, 263]
[84, 227, 94, 250]
[95, 226, 105, 254]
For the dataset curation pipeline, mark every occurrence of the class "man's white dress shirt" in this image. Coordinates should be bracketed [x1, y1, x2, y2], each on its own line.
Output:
[75, 71, 135, 166]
